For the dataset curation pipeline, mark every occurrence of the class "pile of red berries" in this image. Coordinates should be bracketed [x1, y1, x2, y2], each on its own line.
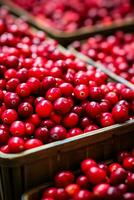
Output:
[41, 149, 134, 200]
[72, 31, 134, 83]
[12, 0, 134, 32]
[0, 7, 134, 154]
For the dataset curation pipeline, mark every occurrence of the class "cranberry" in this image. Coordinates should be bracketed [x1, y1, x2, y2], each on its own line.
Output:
[65, 184, 80, 197]
[16, 68, 28, 82]
[106, 186, 123, 200]
[4, 92, 20, 108]
[108, 163, 122, 174]
[0, 145, 10, 154]
[118, 151, 130, 163]
[8, 137, 25, 153]
[54, 97, 72, 115]
[86, 101, 101, 119]
[73, 189, 92, 200]
[50, 125, 67, 141]
[100, 112, 115, 127]
[27, 77, 41, 94]
[4, 56, 19, 68]
[74, 72, 88, 85]
[74, 84, 89, 100]
[84, 124, 99, 133]
[4, 69, 17, 80]
[36, 100, 53, 118]
[67, 128, 83, 138]
[25, 139, 43, 150]
[110, 167, 127, 186]
[123, 193, 134, 200]
[10, 121, 26, 136]
[6, 78, 20, 92]
[123, 157, 134, 171]
[28, 67, 46, 80]
[25, 122, 35, 136]
[89, 86, 102, 101]
[93, 183, 110, 198]
[76, 176, 89, 189]
[87, 166, 107, 185]
[18, 102, 33, 118]
[1, 109, 18, 124]
[117, 184, 127, 194]
[80, 117, 93, 129]
[35, 127, 49, 143]
[16, 83, 31, 97]
[105, 92, 119, 105]
[45, 87, 61, 102]
[0, 129, 9, 145]
[81, 159, 97, 173]
[55, 171, 74, 188]
[112, 104, 129, 123]
[42, 187, 57, 199]
[42, 76, 56, 90]
[59, 83, 73, 96]
[27, 114, 41, 127]
[56, 188, 69, 200]
[126, 173, 134, 192]
[63, 112, 79, 128]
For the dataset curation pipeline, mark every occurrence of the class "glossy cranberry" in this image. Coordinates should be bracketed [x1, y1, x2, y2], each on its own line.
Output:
[54, 97, 72, 115]
[110, 167, 127, 186]
[0, 129, 9, 145]
[25, 122, 35, 136]
[55, 171, 74, 188]
[10, 121, 26, 136]
[65, 184, 80, 197]
[74, 84, 89, 100]
[1, 109, 18, 124]
[93, 183, 110, 198]
[25, 139, 43, 150]
[80, 117, 93, 129]
[117, 184, 127, 194]
[63, 112, 79, 128]
[6, 78, 20, 92]
[27, 77, 41, 94]
[72, 106, 83, 116]
[105, 92, 119, 105]
[98, 163, 108, 174]
[108, 163, 122, 174]
[0, 79, 6, 90]
[36, 100, 53, 118]
[28, 67, 46, 81]
[42, 187, 57, 199]
[0, 145, 10, 154]
[50, 125, 67, 141]
[4, 92, 20, 108]
[26, 114, 41, 127]
[41, 119, 55, 129]
[16, 68, 28, 82]
[18, 102, 33, 118]
[74, 72, 88, 85]
[4, 69, 17, 80]
[45, 87, 61, 102]
[35, 127, 49, 143]
[84, 124, 99, 133]
[74, 189, 92, 200]
[56, 188, 69, 200]
[67, 128, 83, 138]
[106, 186, 123, 200]
[87, 166, 107, 185]
[50, 112, 61, 124]
[118, 151, 130, 163]
[16, 83, 31, 97]
[123, 193, 134, 200]
[8, 137, 25, 153]
[50, 67, 62, 78]
[59, 83, 73, 97]
[126, 173, 134, 192]
[86, 101, 101, 119]
[4, 56, 19, 68]
[121, 88, 134, 101]
[89, 86, 102, 100]
[42, 76, 56, 90]
[100, 112, 115, 127]
[81, 159, 97, 173]
[76, 176, 89, 189]
[123, 157, 134, 171]
[112, 104, 129, 123]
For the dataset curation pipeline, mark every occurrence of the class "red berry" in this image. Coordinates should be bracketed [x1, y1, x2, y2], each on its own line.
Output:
[16, 83, 31, 97]
[100, 112, 115, 127]
[1, 109, 18, 124]
[59, 83, 73, 96]
[93, 183, 110, 198]
[123, 157, 134, 171]
[86, 101, 101, 119]
[25, 139, 43, 150]
[87, 167, 106, 185]
[18, 102, 33, 118]
[67, 128, 83, 138]
[50, 125, 67, 141]
[54, 97, 72, 115]
[0, 129, 9, 145]
[74, 84, 89, 100]
[8, 137, 25, 153]
[112, 104, 129, 123]
[63, 112, 79, 128]
[10, 121, 26, 136]
[36, 100, 53, 118]
[65, 184, 80, 197]
[55, 171, 74, 188]
[45, 87, 61, 102]
[35, 127, 49, 143]
[73, 189, 92, 200]
[81, 159, 97, 173]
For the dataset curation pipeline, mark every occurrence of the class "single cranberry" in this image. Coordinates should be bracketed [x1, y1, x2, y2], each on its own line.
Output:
[16, 83, 31, 98]
[56, 188, 69, 200]
[35, 127, 49, 143]
[106, 186, 123, 200]
[87, 166, 107, 185]
[110, 167, 127, 186]
[0, 79, 6, 90]
[1, 109, 18, 124]
[67, 128, 83, 138]
[50, 112, 61, 124]
[0, 145, 10, 154]
[123, 157, 134, 171]
[65, 184, 80, 197]
[8, 137, 25, 153]
[84, 124, 99, 133]
[76, 176, 89, 189]
[28, 67, 46, 80]
[126, 173, 134, 192]
[36, 100, 53, 118]
[54, 97, 72, 115]
[93, 183, 110, 198]
[55, 171, 74, 188]
[73, 189, 92, 200]
[98, 163, 108, 174]
[118, 151, 130, 163]
[50, 125, 67, 141]
[25, 139, 43, 150]
[74, 72, 89, 85]
[117, 184, 127, 194]
[4, 56, 19, 68]
[10, 121, 26, 136]
[4, 92, 20, 108]
[86, 101, 101, 119]
[27, 77, 41, 94]
[74, 84, 89, 100]
[0, 129, 9, 145]
[16, 68, 28, 82]
[45, 87, 61, 102]
[42, 76, 56, 90]
[100, 112, 115, 127]
[89, 86, 102, 100]
[4, 69, 17, 80]
[59, 83, 73, 97]
[18, 102, 33, 118]
[105, 92, 119, 105]
[26, 114, 41, 127]
[112, 104, 129, 123]
[6, 78, 20, 92]
[63, 112, 79, 128]
[80, 117, 93, 129]
[108, 163, 122, 174]
[25, 122, 35, 136]
[81, 159, 97, 173]
[42, 187, 57, 199]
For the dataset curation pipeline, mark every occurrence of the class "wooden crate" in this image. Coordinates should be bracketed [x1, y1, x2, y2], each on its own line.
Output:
[0, 0, 134, 45]
[0, 120, 134, 200]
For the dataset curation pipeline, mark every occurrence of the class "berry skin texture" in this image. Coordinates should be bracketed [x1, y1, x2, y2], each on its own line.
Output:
[63, 112, 79, 128]
[50, 125, 67, 141]
[0, 129, 9, 145]
[112, 104, 129, 123]
[8, 137, 25, 153]
[123, 157, 134, 171]
[73, 189, 92, 200]
[16, 83, 31, 97]
[65, 184, 80, 197]
[81, 159, 97, 173]
[36, 100, 53, 118]
[10, 121, 26, 136]
[100, 112, 115, 127]
[25, 139, 43, 150]
[86, 101, 101, 119]
[1, 109, 18, 124]
[54, 97, 72, 115]
[74, 84, 89, 100]
[55, 171, 74, 188]
[87, 167, 106, 185]
[93, 183, 110, 198]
